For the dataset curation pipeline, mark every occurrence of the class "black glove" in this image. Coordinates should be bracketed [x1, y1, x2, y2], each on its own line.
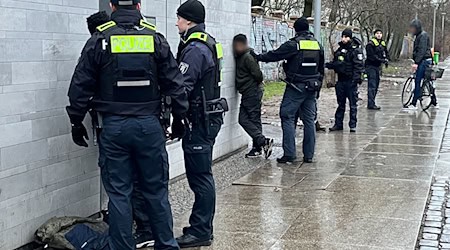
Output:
[325, 62, 334, 69]
[71, 123, 89, 147]
[170, 117, 186, 140]
[249, 49, 258, 60]
[384, 59, 389, 68]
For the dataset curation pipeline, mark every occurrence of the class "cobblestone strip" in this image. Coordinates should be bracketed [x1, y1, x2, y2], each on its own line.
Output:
[418, 114, 450, 250]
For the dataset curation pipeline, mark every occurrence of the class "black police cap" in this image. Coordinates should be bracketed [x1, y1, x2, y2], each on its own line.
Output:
[110, 0, 140, 6]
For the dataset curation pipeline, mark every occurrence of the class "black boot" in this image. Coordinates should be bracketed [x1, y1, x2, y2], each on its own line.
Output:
[277, 156, 296, 164]
[176, 234, 212, 248]
[315, 121, 326, 132]
[329, 126, 343, 132]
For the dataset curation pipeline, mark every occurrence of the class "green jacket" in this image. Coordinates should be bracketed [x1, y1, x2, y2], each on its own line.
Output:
[235, 50, 264, 97]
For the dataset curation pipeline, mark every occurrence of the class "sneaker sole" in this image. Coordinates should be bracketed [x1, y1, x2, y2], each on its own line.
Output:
[264, 139, 274, 159]
[179, 240, 212, 248]
[245, 155, 260, 158]
[136, 240, 155, 249]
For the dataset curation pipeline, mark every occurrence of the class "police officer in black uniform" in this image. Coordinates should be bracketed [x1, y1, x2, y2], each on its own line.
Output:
[327, 28, 365, 132]
[173, 0, 227, 248]
[254, 17, 324, 164]
[366, 28, 389, 110]
[66, 1, 188, 249]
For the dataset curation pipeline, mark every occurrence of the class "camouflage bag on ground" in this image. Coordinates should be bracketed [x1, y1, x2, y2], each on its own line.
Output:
[35, 216, 108, 250]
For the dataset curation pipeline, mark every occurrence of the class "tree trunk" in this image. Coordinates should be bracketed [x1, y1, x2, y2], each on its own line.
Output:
[389, 32, 404, 60]
[304, 0, 313, 17]
[329, 0, 339, 22]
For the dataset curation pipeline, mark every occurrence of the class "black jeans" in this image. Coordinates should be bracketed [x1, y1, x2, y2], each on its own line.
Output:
[238, 89, 265, 149]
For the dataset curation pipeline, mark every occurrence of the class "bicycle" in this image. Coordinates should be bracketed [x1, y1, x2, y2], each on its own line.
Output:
[401, 63, 437, 111]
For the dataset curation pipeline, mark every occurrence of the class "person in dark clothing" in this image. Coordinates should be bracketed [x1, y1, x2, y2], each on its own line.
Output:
[327, 28, 365, 132]
[254, 17, 325, 164]
[233, 34, 274, 158]
[87, 11, 110, 35]
[86, 11, 157, 249]
[366, 28, 389, 110]
[174, 0, 227, 247]
[405, 19, 437, 110]
[67, 0, 188, 249]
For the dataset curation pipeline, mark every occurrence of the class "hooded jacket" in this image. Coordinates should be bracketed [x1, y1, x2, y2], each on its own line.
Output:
[234, 49, 264, 97]
[411, 19, 432, 64]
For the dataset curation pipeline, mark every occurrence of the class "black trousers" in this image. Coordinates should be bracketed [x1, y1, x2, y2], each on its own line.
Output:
[238, 89, 265, 149]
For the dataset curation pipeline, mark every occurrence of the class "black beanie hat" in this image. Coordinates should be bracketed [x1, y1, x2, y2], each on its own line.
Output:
[342, 28, 353, 38]
[110, 0, 140, 6]
[177, 0, 206, 24]
[373, 28, 383, 35]
[294, 17, 309, 32]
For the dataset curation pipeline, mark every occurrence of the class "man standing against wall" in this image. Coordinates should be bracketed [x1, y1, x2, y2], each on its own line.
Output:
[254, 17, 325, 164]
[173, 0, 228, 247]
[233, 34, 273, 158]
[66, 0, 188, 249]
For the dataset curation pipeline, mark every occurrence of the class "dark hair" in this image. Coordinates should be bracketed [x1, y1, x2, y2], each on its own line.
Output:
[233, 34, 247, 44]
[87, 11, 110, 35]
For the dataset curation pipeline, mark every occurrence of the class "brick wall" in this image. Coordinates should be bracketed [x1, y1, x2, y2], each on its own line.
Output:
[0, 0, 250, 249]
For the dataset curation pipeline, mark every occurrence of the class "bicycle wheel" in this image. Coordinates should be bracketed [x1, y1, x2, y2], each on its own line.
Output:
[420, 80, 433, 111]
[402, 77, 414, 107]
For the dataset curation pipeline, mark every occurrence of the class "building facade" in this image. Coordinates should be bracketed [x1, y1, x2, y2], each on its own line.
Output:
[0, 0, 250, 249]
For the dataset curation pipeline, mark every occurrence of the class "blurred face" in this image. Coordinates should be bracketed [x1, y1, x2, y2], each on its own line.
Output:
[375, 31, 383, 40]
[341, 36, 351, 44]
[176, 16, 191, 34]
[233, 41, 248, 55]
[409, 26, 417, 35]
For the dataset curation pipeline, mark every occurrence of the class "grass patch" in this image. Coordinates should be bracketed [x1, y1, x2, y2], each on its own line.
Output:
[382, 66, 401, 75]
[263, 81, 285, 101]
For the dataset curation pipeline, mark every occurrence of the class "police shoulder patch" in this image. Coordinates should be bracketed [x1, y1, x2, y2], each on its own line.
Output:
[179, 62, 190, 75]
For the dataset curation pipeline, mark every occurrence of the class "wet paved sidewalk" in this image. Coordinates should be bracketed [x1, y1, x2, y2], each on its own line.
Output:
[171, 61, 450, 250]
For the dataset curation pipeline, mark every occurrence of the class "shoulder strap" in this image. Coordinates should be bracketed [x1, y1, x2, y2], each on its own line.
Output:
[371, 38, 380, 46]
[140, 20, 156, 31]
[97, 21, 116, 32]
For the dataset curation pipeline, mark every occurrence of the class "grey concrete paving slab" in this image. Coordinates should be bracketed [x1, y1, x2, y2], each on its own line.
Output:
[233, 163, 308, 188]
[291, 172, 342, 191]
[363, 144, 439, 156]
[216, 185, 322, 209]
[370, 136, 441, 146]
[341, 164, 434, 181]
[326, 176, 430, 198]
[269, 241, 403, 250]
[379, 129, 444, 138]
[351, 152, 437, 166]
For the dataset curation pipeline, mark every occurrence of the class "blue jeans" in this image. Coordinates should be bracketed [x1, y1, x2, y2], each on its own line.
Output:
[280, 85, 317, 159]
[99, 115, 179, 250]
[412, 59, 432, 106]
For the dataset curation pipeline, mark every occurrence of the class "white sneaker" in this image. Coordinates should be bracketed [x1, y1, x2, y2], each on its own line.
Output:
[432, 104, 440, 109]
[403, 105, 418, 111]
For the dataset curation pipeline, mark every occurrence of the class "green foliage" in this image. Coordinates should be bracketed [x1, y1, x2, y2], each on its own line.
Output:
[263, 82, 285, 101]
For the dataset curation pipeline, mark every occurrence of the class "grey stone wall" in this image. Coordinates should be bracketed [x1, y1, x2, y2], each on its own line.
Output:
[0, 0, 250, 249]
